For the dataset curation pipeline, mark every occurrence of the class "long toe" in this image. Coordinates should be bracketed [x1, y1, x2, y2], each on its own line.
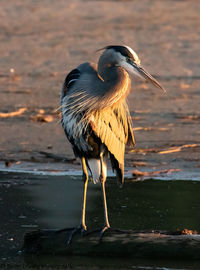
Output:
[80, 226, 87, 236]
[67, 225, 87, 245]
[99, 226, 110, 242]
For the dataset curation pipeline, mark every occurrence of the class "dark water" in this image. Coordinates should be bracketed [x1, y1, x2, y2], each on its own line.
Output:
[0, 172, 200, 269]
[11, 256, 200, 270]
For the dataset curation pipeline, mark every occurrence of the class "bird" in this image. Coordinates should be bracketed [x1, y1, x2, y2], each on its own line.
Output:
[60, 45, 165, 241]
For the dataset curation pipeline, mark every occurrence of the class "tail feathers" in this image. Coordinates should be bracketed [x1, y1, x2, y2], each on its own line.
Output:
[87, 158, 107, 184]
[109, 153, 124, 187]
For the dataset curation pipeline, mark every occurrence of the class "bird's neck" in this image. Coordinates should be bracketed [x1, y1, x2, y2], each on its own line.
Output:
[97, 65, 131, 109]
[97, 54, 129, 85]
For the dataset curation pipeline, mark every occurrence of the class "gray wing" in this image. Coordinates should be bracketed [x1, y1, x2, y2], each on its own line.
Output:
[61, 62, 98, 98]
[61, 62, 100, 118]
[90, 102, 135, 185]
[61, 63, 96, 153]
[61, 68, 81, 99]
[61, 62, 131, 116]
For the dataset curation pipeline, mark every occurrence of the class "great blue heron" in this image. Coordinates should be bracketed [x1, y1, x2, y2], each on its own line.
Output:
[61, 45, 165, 241]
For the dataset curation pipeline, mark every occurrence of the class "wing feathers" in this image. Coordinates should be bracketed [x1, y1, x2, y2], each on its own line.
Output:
[91, 102, 135, 169]
[62, 68, 80, 97]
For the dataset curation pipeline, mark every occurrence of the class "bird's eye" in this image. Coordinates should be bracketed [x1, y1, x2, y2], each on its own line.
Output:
[126, 57, 131, 63]
[126, 56, 132, 63]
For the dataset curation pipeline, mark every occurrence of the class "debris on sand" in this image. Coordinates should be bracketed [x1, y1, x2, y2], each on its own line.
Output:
[132, 168, 181, 179]
[176, 228, 199, 235]
[30, 114, 54, 123]
[0, 107, 27, 118]
[38, 151, 76, 163]
[158, 144, 200, 154]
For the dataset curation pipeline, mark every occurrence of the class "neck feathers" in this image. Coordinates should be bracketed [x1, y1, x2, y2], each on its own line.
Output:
[97, 66, 131, 109]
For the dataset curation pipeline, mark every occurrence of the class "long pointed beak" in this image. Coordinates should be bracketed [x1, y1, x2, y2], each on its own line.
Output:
[130, 61, 166, 93]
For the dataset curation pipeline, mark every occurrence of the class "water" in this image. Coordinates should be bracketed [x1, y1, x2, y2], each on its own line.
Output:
[15, 256, 200, 270]
[2, 256, 200, 270]
[0, 171, 200, 269]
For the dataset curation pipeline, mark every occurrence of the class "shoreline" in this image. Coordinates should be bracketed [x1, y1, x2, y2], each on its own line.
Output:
[1, 161, 200, 181]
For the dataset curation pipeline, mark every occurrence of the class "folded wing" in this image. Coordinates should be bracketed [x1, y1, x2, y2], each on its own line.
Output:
[90, 102, 135, 185]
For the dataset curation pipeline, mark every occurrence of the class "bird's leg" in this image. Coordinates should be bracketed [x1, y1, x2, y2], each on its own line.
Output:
[99, 152, 110, 238]
[81, 156, 88, 232]
[101, 180, 110, 231]
[67, 157, 88, 245]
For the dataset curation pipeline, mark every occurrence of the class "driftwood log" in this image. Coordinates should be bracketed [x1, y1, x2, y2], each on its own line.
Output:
[22, 228, 200, 259]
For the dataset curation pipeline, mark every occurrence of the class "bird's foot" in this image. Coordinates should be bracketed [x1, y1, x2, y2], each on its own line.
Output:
[67, 224, 87, 245]
[99, 225, 111, 243]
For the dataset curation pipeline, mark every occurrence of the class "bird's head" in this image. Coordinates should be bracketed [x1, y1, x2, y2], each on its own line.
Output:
[98, 45, 166, 92]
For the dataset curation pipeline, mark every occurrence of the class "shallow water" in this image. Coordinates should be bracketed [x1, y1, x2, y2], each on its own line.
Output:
[0, 172, 200, 269]
[14, 256, 200, 270]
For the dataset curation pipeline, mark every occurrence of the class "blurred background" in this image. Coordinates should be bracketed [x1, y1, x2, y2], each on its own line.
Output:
[0, 0, 200, 179]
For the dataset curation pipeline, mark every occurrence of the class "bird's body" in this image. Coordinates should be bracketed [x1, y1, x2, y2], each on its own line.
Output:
[61, 45, 165, 238]
[61, 61, 134, 185]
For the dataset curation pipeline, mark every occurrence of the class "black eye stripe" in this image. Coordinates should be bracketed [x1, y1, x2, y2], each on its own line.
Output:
[106, 45, 134, 60]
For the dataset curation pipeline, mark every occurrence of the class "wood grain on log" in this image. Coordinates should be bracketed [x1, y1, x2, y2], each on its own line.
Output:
[22, 228, 200, 259]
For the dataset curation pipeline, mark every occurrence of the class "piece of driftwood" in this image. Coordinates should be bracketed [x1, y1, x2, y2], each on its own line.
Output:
[22, 228, 200, 259]
[38, 151, 76, 163]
